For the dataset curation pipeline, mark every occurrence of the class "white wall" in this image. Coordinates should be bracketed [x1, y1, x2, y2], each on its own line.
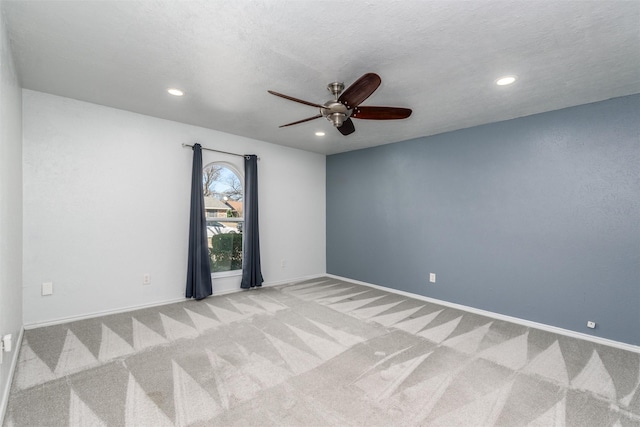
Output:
[22, 90, 326, 325]
[0, 2, 23, 420]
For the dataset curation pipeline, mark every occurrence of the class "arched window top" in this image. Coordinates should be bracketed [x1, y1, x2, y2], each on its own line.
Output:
[203, 161, 243, 202]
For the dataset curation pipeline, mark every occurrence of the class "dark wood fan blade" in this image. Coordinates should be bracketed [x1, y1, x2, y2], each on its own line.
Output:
[351, 106, 412, 120]
[337, 118, 355, 135]
[279, 114, 323, 128]
[338, 73, 381, 108]
[268, 90, 326, 109]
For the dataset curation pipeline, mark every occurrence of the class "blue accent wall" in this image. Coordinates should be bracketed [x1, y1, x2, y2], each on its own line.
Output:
[327, 94, 640, 346]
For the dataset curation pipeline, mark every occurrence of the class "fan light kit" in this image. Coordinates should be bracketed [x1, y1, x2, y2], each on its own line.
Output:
[268, 73, 412, 136]
[167, 88, 184, 96]
[496, 76, 517, 86]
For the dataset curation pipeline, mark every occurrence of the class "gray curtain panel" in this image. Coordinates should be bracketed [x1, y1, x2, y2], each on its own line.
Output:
[241, 155, 264, 289]
[186, 143, 213, 299]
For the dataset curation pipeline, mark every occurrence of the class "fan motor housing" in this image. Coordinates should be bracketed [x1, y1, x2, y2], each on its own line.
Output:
[321, 101, 350, 127]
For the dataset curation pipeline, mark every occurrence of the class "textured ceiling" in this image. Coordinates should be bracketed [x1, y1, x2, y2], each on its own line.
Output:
[3, 1, 639, 155]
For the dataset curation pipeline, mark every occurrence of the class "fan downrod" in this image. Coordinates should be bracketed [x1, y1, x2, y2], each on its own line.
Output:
[327, 82, 344, 99]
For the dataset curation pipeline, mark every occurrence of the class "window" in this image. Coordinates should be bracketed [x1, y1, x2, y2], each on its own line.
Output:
[202, 162, 243, 273]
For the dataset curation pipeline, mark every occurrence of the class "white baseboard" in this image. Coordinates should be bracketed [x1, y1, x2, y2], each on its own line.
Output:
[23, 273, 328, 330]
[0, 326, 24, 425]
[27, 272, 632, 355]
[327, 274, 640, 354]
[23, 296, 188, 330]
[262, 273, 326, 288]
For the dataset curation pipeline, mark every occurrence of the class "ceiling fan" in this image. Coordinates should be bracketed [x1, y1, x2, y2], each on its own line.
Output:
[268, 73, 412, 136]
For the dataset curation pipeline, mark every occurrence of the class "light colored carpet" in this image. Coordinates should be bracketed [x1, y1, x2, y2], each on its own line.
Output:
[4, 277, 640, 426]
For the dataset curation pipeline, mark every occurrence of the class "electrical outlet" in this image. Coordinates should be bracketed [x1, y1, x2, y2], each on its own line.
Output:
[2, 334, 12, 352]
[429, 273, 436, 283]
[143, 274, 151, 285]
[0, 334, 11, 364]
[281, 259, 286, 268]
[587, 321, 596, 329]
[42, 282, 53, 296]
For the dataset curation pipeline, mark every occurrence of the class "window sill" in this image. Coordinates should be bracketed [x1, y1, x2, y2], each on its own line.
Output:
[212, 270, 242, 279]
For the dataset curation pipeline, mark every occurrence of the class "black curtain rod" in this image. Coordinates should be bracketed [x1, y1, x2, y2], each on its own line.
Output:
[182, 143, 259, 160]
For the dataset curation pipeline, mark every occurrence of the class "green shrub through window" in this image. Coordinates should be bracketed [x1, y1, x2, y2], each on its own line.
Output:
[210, 233, 243, 272]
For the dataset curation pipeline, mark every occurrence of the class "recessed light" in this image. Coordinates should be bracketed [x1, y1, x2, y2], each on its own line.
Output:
[495, 76, 517, 86]
[315, 131, 325, 136]
[167, 88, 184, 96]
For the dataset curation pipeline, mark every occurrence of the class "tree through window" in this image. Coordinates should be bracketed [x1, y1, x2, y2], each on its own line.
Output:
[203, 163, 243, 273]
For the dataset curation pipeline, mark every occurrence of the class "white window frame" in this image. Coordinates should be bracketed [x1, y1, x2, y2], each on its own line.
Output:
[202, 159, 244, 278]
